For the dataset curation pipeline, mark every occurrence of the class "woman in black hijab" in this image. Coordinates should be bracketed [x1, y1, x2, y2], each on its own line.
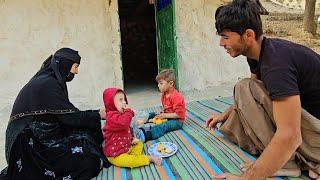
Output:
[1, 48, 110, 180]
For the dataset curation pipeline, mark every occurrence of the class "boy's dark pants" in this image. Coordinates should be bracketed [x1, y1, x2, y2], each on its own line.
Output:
[145, 112, 183, 140]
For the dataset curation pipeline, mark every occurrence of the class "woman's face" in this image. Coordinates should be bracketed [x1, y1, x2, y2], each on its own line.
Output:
[70, 63, 79, 74]
[65, 63, 79, 82]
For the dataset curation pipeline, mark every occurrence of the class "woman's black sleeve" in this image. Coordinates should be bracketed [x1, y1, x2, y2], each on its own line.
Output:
[57, 110, 101, 129]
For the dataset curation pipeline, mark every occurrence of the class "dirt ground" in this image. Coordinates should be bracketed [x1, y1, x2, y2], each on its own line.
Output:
[261, 1, 320, 53]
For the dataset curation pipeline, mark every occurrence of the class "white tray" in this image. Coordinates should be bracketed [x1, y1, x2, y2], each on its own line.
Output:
[148, 142, 178, 158]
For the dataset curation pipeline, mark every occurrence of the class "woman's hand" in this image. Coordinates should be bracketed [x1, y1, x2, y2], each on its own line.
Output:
[99, 108, 106, 120]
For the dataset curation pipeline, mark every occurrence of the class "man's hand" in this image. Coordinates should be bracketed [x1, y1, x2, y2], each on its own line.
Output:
[206, 106, 233, 130]
[206, 112, 226, 130]
[309, 169, 320, 179]
[99, 108, 106, 120]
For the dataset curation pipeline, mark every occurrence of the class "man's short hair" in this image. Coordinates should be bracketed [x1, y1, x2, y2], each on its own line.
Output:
[215, 0, 263, 39]
[156, 69, 176, 83]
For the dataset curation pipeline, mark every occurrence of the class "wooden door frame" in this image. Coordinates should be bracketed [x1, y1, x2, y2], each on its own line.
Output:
[155, 0, 179, 89]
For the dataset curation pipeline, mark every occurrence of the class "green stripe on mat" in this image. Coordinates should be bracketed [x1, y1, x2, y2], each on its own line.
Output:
[182, 118, 243, 174]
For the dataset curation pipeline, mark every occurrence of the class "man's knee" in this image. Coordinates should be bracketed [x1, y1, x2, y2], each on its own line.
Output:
[235, 78, 253, 88]
[234, 78, 253, 95]
[234, 78, 271, 111]
[234, 78, 264, 94]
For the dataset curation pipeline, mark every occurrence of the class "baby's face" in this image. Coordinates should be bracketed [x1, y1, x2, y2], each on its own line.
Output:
[114, 92, 127, 113]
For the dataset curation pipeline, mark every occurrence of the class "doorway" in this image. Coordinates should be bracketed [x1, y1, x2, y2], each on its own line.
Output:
[118, 0, 158, 91]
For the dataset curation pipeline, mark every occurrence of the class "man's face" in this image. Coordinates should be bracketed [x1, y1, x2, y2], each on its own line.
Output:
[219, 30, 248, 58]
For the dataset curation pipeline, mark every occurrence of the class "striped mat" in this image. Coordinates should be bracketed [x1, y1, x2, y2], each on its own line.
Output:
[94, 97, 310, 180]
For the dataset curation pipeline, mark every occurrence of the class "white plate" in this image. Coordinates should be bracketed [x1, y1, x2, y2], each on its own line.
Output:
[148, 142, 178, 158]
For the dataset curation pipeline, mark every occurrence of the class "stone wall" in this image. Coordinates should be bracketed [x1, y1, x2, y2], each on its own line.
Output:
[175, 0, 250, 91]
[0, 0, 122, 109]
